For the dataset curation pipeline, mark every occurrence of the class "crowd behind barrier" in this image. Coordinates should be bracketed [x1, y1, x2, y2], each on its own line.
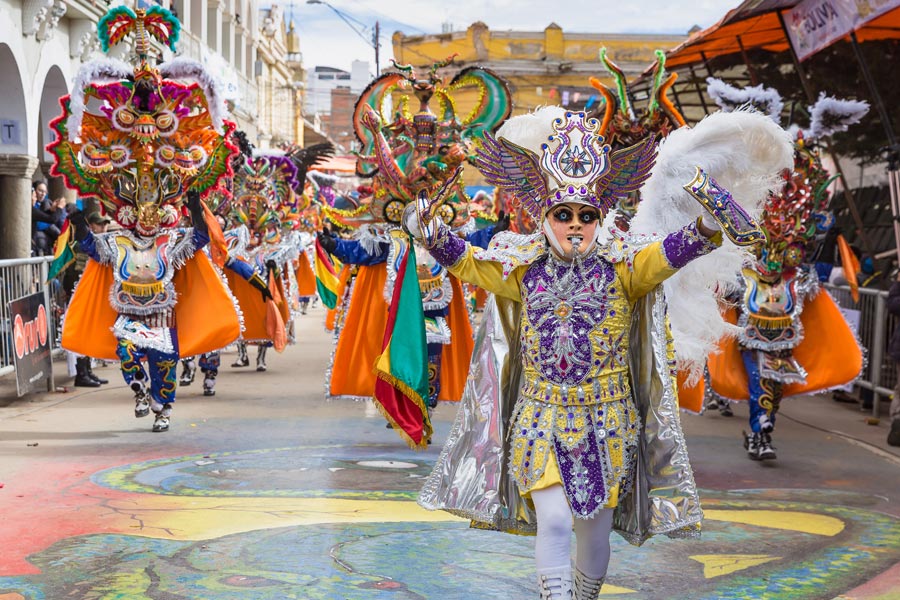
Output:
[0, 257, 63, 379]
[825, 283, 896, 418]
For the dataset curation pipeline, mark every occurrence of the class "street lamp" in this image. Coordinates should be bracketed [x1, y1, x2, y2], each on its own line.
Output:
[306, 0, 380, 76]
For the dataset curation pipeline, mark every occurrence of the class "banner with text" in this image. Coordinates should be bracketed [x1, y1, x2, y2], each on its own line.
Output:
[9, 292, 53, 396]
[785, 0, 900, 60]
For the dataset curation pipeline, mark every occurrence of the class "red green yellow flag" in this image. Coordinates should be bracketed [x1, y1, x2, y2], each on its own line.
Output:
[314, 239, 342, 309]
[47, 220, 75, 281]
[373, 238, 432, 449]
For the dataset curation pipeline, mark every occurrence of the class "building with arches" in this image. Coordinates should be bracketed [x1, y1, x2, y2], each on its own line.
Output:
[0, 0, 307, 259]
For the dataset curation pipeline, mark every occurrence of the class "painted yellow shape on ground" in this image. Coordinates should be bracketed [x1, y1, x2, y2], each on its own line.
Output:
[690, 554, 780, 579]
[704, 509, 845, 536]
[100, 497, 465, 540]
[601, 584, 638, 594]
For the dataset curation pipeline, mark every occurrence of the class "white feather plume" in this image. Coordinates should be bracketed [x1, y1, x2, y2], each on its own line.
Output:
[159, 57, 229, 132]
[494, 105, 568, 154]
[66, 58, 132, 141]
[706, 77, 783, 122]
[630, 109, 793, 380]
[806, 93, 870, 141]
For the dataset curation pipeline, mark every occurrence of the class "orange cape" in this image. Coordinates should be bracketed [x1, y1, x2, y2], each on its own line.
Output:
[296, 252, 317, 296]
[328, 265, 473, 402]
[707, 291, 863, 401]
[225, 268, 290, 344]
[62, 253, 242, 360]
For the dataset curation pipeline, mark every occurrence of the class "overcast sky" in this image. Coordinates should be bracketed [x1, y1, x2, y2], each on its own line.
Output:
[272, 0, 742, 75]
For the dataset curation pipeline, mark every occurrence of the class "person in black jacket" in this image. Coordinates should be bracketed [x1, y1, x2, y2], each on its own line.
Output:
[887, 273, 900, 446]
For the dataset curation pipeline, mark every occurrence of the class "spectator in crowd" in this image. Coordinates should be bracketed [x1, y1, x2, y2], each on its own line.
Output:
[887, 272, 900, 446]
[31, 181, 66, 256]
[64, 211, 112, 387]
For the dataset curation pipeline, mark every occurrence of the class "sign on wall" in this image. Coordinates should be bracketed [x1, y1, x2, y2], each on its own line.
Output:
[9, 292, 53, 396]
[785, 0, 900, 60]
[0, 119, 21, 146]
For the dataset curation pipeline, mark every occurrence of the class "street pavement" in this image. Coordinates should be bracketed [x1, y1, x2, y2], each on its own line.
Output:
[0, 304, 898, 600]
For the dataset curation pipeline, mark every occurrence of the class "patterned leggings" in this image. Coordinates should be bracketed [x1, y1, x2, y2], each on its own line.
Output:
[199, 351, 221, 374]
[742, 350, 783, 433]
[116, 335, 179, 406]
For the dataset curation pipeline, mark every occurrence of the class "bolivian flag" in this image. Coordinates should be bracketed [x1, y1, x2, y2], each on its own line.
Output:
[314, 238, 342, 309]
[47, 220, 75, 281]
[373, 238, 432, 449]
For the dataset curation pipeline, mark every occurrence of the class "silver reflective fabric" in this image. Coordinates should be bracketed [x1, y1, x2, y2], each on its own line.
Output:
[418, 295, 537, 534]
[418, 289, 703, 544]
[615, 289, 703, 545]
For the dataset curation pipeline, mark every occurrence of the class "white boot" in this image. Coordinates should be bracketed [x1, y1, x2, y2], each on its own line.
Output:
[573, 568, 605, 600]
[538, 566, 573, 599]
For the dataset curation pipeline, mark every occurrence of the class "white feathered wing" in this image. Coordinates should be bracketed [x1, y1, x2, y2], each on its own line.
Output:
[629, 108, 793, 382]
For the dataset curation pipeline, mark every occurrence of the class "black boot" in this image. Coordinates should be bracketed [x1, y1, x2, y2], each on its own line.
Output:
[74, 357, 101, 388]
[85, 359, 108, 385]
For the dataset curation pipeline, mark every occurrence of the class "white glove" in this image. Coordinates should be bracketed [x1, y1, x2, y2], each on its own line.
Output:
[402, 202, 423, 239]
[699, 212, 722, 233]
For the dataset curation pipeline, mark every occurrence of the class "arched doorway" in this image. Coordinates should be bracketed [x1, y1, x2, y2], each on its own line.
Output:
[0, 43, 37, 258]
[38, 65, 70, 204]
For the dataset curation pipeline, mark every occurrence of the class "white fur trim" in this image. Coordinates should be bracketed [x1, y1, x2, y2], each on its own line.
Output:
[67, 58, 132, 141]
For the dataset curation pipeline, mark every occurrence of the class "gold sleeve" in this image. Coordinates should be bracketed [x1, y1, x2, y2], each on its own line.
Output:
[615, 241, 677, 301]
[447, 246, 523, 302]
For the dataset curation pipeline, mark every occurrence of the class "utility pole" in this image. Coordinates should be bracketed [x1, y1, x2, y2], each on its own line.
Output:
[373, 21, 380, 77]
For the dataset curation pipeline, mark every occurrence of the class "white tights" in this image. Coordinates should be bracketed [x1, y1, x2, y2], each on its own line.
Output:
[532, 484, 613, 578]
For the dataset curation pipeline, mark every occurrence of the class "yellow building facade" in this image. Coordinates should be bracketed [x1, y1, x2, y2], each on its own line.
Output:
[392, 22, 687, 116]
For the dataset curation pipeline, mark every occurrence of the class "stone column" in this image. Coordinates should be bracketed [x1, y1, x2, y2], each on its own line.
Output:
[0, 154, 40, 259]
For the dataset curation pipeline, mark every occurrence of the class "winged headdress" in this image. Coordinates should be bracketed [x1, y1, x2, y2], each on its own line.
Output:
[473, 109, 657, 220]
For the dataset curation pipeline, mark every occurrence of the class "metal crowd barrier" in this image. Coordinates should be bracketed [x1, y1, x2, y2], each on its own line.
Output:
[0, 256, 62, 379]
[824, 283, 896, 418]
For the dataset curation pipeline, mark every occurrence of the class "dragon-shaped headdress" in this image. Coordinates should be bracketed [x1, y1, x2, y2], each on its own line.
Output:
[706, 78, 869, 277]
[47, 5, 236, 236]
[230, 152, 299, 246]
[473, 108, 656, 220]
[590, 49, 687, 148]
[352, 55, 512, 226]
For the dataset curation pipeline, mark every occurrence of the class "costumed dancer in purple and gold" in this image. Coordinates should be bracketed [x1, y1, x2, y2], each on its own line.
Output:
[48, 5, 242, 432]
[702, 79, 868, 460]
[413, 105, 794, 598]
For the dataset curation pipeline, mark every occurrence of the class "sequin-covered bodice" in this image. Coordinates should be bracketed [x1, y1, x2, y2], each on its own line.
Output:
[520, 252, 631, 405]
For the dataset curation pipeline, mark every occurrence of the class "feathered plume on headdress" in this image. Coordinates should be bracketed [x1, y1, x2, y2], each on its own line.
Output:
[706, 77, 784, 122]
[630, 108, 794, 380]
[806, 93, 870, 141]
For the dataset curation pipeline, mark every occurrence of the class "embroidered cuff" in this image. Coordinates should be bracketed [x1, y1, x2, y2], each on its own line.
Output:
[662, 221, 720, 269]
[428, 224, 468, 268]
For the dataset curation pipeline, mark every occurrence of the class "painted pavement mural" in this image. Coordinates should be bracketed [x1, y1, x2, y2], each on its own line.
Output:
[2, 443, 899, 599]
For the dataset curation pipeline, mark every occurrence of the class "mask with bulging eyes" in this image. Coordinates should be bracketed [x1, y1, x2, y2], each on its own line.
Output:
[541, 202, 602, 261]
